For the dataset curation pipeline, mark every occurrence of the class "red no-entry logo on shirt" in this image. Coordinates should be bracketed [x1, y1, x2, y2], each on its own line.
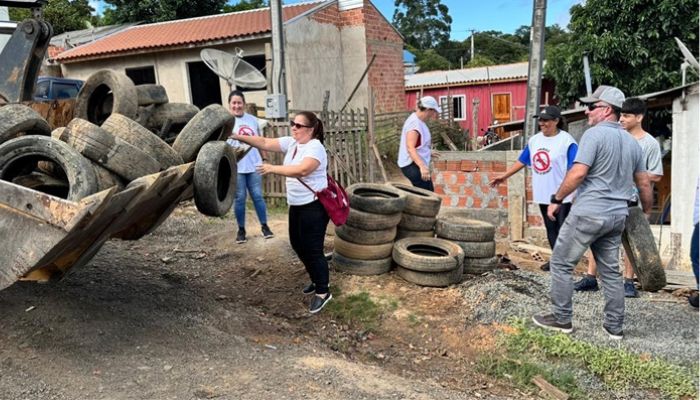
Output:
[533, 150, 551, 174]
[238, 125, 255, 136]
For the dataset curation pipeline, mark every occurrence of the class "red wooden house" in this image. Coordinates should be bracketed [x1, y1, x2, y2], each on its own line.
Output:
[404, 62, 555, 137]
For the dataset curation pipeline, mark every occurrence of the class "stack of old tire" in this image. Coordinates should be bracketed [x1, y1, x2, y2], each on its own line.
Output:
[435, 212, 497, 275]
[0, 69, 237, 219]
[392, 237, 465, 287]
[389, 183, 442, 239]
[333, 183, 406, 275]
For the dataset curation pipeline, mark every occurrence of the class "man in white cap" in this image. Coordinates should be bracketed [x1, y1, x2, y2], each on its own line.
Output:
[532, 85, 652, 340]
[397, 96, 441, 191]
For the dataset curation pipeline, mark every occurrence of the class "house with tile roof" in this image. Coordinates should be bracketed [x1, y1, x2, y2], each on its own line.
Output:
[54, 0, 405, 113]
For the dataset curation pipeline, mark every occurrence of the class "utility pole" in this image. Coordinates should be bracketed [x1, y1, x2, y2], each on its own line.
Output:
[523, 0, 546, 142]
[468, 29, 476, 62]
[266, 0, 287, 119]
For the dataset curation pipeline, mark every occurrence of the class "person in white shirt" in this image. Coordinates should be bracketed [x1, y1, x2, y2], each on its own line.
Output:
[232, 111, 332, 314]
[490, 105, 578, 271]
[226, 91, 273, 244]
[397, 96, 441, 191]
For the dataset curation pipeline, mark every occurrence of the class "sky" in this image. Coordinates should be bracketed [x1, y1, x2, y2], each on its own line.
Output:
[89, 0, 583, 40]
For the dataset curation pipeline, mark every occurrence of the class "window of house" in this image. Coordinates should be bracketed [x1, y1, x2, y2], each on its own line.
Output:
[438, 95, 466, 121]
[125, 66, 156, 85]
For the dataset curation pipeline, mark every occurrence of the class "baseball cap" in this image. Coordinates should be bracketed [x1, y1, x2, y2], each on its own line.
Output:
[579, 85, 625, 109]
[419, 96, 442, 113]
[533, 105, 561, 120]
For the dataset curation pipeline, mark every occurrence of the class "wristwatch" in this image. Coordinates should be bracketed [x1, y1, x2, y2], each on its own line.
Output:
[550, 194, 563, 204]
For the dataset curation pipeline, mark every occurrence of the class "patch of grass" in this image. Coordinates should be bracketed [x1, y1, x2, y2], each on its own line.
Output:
[407, 313, 422, 327]
[494, 319, 699, 399]
[325, 291, 383, 332]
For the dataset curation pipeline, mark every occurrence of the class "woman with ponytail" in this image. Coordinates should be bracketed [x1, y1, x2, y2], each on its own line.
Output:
[231, 111, 332, 314]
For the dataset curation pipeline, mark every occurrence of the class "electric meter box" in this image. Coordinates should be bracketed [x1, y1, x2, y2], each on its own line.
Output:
[265, 94, 287, 119]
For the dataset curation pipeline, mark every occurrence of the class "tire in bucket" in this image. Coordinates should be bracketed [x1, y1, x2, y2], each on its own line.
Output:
[621, 206, 666, 291]
[172, 104, 234, 162]
[435, 216, 495, 242]
[392, 237, 464, 273]
[0, 104, 52, 145]
[332, 251, 392, 275]
[193, 141, 237, 217]
[74, 69, 138, 125]
[389, 182, 441, 217]
[395, 264, 463, 287]
[346, 183, 406, 215]
[334, 236, 394, 260]
[0, 136, 98, 200]
[463, 256, 498, 275]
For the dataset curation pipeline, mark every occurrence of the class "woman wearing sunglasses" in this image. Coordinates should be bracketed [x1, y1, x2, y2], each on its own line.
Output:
[231, 111, 332, 314]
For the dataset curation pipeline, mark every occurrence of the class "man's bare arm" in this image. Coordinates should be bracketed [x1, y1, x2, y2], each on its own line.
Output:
[634, 171, 653, 214]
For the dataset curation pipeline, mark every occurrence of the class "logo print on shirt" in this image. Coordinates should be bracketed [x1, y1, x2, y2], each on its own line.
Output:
[532, 149, 551, 174]
[237, 125, 255, 136]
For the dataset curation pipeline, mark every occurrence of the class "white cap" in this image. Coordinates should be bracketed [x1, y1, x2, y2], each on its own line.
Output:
[419, 96, 442, 113]
[579, 85, 625, 109]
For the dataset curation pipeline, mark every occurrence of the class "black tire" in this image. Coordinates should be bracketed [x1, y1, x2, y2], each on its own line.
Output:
[62, 118, 160, 181]
[447, 240, 496, 259]
[435, 216, 495, 242]
[388, 182, 441, 217]
[92, 161, 125, 191]
[0, 104, 52, 145]
[0, 136, 98, 200]
[75, 70, 138, 125]
[146, 103, 200, 130]
[101, 113, 183, 169]
[332, 251, 392, 275]
[193, 141, 237, 217]
[136, 84, 168, 106]
[347, 183, 407, 215]
[622, 206, 666, 291]
[463, 256, 498, 275]
[334, 236, 394, 260]
[395, 228, 434, 240]
[398, 213, 436, 231]
[392, 237, 464, 273]
[346, 208, 402, 231]
[172, 104, 234, 162]
[335, 224, 396, 245]
[395, 264, 463, 287]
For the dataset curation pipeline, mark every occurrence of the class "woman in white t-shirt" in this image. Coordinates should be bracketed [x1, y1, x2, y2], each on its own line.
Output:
[489, 106, 578, 271]
[232, 111, 332, 314]
[397, 96, 442, 191]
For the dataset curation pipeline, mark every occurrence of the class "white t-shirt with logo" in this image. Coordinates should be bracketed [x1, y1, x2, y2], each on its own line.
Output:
[518, 130, 578, 204]
[278, 136, 328, 206]
[226, 113, 262, 173]
[397, 112, 431, 168]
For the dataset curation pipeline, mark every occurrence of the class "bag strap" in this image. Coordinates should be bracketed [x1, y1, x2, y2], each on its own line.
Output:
[296, 177, 317, 194]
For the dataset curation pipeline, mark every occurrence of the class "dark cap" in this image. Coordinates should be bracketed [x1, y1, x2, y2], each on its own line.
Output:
[533, 105, 561, 120]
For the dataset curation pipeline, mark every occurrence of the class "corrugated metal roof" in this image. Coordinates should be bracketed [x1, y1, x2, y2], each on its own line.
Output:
[405, 62, 529, 89]
[55, 1, 323, 63]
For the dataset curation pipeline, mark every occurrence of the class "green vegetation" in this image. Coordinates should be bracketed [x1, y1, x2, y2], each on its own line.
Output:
[326, 290, 391, 333]
[483, 319, 699, 399]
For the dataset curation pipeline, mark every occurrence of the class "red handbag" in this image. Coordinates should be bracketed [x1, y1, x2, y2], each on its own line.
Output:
[296, 175, 350, 226]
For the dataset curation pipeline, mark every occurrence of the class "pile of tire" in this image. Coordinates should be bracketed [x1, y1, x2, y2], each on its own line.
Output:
[435, 213, 497, 275]
[392, 237, 464, 287]
[333, 183, 406, 275]
[389, 183, 442, 239]
[0, 69, 238, 218]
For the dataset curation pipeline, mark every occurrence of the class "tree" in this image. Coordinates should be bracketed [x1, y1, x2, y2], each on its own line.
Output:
[545, 0, 698, 107]
[393, 0, 452, 50]
[9, 0, 94, 35]
[413, 48, 450, 72]
[222, 0, 267, 13]
[102, 0, 227, 24]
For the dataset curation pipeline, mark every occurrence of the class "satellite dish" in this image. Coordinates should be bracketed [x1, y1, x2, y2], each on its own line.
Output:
[200, 48, 268, 91]
[675, 37, 699, 71]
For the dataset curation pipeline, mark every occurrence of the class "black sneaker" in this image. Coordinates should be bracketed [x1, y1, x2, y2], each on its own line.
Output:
[689, 293, 699, 308]
[261, 224, 274, 239]
[603, 325, 623, 340]
[236, 228, 246, 244]
[540, 261, 550, 271]
[302, 283, 315, 295]
[574, 275, 599, 291]
[532, 313, 573, 334]
[624, 280, 638, 298]
[309, 293, 332, 314]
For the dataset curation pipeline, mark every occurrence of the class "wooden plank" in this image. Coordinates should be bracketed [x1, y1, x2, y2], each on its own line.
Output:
[372, 144, 389, 182]
[531, 375, 569, 400]
[510, 241, 552, 256]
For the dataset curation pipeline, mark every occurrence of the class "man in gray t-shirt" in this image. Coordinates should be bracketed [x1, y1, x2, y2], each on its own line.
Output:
[575, 97, 664, 297]
[532, 85, 652, 340]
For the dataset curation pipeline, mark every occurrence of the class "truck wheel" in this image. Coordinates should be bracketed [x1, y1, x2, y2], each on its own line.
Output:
[347, 183, 407, 214]
[173, 104, 234, 162]
[193, 141, 237, 217]
[622, 206, 667, 291]
[0, 136, 98, 200]
[101, 113, 183, 169]
[136, 84, 169, 106]
[393, 237, 464, 273]
[389, 182, 442, 217]
[332, 252, 392, 275]
[63, 118, 160, 181]
[75, 70, 138, 125]
[0, 104, 52, 145]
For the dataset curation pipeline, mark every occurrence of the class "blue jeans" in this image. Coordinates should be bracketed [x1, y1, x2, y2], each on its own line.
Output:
[400, 162, 434, 192]
[691, 223, 699, 286]
[234, 172, 268, 228]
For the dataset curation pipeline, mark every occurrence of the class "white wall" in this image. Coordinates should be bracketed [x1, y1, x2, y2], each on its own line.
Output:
[670, 84, 699, 269]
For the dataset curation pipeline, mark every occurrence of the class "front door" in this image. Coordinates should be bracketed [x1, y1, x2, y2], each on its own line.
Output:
[492, 93, 512, 124]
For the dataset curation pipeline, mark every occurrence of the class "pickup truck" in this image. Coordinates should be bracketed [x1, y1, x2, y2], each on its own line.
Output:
[34, 76, 84, 101]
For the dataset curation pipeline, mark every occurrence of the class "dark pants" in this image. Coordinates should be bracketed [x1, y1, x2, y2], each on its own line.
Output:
[539, 203, 572, 249]
[400, 162, 434, 192]
[289, 200, 330, 294]
[692, 223, 699, 286]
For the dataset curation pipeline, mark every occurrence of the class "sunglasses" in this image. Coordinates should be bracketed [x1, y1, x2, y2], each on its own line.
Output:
[587, 104, 609, 111]
[290, 121, 312, 129]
